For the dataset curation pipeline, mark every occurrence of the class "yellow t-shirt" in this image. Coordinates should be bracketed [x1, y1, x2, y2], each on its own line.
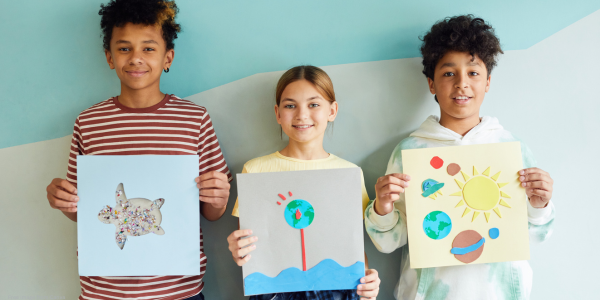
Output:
[232, 151, 371, 217]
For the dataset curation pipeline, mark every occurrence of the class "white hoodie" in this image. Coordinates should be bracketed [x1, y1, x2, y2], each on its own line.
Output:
[364, 115, 554, 300]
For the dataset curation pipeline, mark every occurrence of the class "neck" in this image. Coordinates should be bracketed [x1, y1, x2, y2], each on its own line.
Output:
[279, 137, 329, 160]
[439, 110, 481, 136]
[118, 83, 164, 108]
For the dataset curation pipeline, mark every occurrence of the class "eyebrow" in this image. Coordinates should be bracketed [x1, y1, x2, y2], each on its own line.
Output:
[114, 40, 159, 45]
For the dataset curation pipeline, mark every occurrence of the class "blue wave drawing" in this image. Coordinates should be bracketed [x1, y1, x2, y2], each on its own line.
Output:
[244, 259, 364, 296]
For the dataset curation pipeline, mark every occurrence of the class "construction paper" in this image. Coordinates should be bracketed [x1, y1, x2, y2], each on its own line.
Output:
[77, 155, 200, 276]
[237, 168, 365, 296]
[402, 142, 529, 268]
[452, 230, 485, 263]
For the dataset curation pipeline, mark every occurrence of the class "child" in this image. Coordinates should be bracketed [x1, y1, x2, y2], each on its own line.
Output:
[227, 65, 381, 300]
[365, 15, 555, 300]
[44, 1, 230, 299]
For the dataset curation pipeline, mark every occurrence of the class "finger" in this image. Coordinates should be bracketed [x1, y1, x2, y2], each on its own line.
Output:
[233, 243, 257, 258]
[53, 178, 77, 194]
[377, 176, 409, 189]
[51, 197, 78, 208]
[198, 171, 228, 183]
[199, 188, 229, 198]
[357, 288, 379, 298]
[358, 281, 379, 291]
[379, 184, 404, 195]
[378, 193, 400, 203]
[519, 173, 551, 184]
[52, 187, 80, 202]
[522, 181, 551, 191]
[389, 173, 411, 182]
[519, 168, 549, 177]
[528, 188, 552, 199]
[361, 269, 379, 282]
[198, 178, 230, 190]
[234, 253, 251, 266]
[235, 236, 258, 249]
[228, 229, 253, 242]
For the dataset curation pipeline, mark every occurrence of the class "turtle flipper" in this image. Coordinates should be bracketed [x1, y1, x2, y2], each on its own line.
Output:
[115, 183, 128, 207]
[152, 198, 165, 209]
[115, 231, 127, 250]
[152, 225, 165, 235]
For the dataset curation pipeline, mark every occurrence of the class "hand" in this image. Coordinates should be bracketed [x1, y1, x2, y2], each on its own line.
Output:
[519, 168, 553, 208]
[195, 171, 230, 209]
[374, 173, 410, 215]
[357, 269, 380, 299]
[46, 178, 79, 213]
[227, 229, 257, 266]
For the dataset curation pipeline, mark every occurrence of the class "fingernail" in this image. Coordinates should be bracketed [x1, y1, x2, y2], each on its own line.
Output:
[405, 182, 409, 187]
[75, 197, 80, 201]
[248, 230, 253, 235]
[519, 170, 524, 175]
[253, 236, 258, 241]
[522, 182, 526, 187]
[74, 189, 78, 194]
[519, 176, 525, 181]
[406, 175, 411, 180]
[252, 245, 256, 249]
[361, 278, 365, 283]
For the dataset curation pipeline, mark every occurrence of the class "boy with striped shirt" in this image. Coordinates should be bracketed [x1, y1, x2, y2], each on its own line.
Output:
[45, 1, 229, 299]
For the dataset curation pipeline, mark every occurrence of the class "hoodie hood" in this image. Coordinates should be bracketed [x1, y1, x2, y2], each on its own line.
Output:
[409, 115, 505, 143]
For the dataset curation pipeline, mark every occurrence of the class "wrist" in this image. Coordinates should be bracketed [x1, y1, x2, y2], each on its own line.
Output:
[374, 198, 393, 216]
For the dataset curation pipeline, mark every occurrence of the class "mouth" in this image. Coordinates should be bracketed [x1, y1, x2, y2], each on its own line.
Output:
[126, 71, 148, 78]
[452, 95, 472, 105]
[292, 124, 314, 130]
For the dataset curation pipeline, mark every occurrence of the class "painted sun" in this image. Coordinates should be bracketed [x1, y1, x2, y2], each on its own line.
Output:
[451, 166, 511, 222]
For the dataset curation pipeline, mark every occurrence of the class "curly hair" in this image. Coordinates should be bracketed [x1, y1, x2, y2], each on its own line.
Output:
[420, 15, 503, 80]
[99, 0, 181, 51]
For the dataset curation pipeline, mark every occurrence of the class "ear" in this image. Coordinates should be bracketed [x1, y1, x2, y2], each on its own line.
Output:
[485, 75, 491, 93]
[105, 49, 115, 69]
[274, 104, 282, 125]
[427, 77, 436, 95]
[327, 101, 338, 122]
[164, 48, 175, 70]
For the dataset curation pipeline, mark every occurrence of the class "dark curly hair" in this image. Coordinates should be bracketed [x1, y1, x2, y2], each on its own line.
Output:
[99, 0, 181, 51]
[420, 15, 503, 80]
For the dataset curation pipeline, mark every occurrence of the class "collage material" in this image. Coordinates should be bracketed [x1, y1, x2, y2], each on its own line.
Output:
[402, 142, 530, 268]
[77, 155, 200, 276]
[237, 168, 365, 296]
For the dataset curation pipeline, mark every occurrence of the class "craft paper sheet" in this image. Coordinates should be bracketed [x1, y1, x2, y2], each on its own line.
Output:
[402, 142, 529, 268]
[237, 168, 365, 296]
[77, 155, 200, 276]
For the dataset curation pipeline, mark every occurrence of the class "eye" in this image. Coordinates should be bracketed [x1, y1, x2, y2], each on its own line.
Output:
[284, 104, 295, 109]
[309, 103, 320, 108]
[119, 48, 130, 52]
[469, 71, 479, 76]
[443, 72, 454, 77]
[144, 47, 155, 51]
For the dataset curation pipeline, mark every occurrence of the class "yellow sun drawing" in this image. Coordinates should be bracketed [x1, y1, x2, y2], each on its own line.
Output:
[450, 166, 511, 223]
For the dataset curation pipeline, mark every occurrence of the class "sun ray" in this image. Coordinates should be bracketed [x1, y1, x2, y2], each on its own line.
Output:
[472, 211, 480, 222]
[450, 191, 462, 196]
[428, 194, 437, 200]
[473, 166, 479, 175]
[500, 191, 511, 198]
[461, 171, 470, 181]
[437, 190, 443, 196]
[493, 207, 502, 218]
[455, 199, 465, 207]
[497, 182, 508, 188]
[491, 171, 501, 181]
[455, 178, 464, 189]
[483, 167, 491, 176]
[499, 199, 511, 208]
[462, 207, 471, 218]
[484, 212, 491, 222]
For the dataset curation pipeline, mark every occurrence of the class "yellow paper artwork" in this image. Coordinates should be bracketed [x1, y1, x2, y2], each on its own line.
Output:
[402, 142, 530, 268]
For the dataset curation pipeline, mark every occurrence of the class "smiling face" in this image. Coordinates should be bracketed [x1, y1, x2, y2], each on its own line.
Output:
[428, 51, 491, 122]
[275, 79, 338, 145]
[105, 23, 174, 93]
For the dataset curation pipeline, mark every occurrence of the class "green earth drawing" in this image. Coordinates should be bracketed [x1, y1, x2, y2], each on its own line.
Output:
[284, 200, 314, 229]
[423, 211, 452, 240]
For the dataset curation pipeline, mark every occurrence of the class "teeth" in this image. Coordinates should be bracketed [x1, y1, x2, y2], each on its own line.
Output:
[456, 96, 469, 100]
[295, 125, 311, 128]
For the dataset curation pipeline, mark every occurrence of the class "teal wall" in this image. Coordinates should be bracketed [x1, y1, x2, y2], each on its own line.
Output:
[1, 1, 600, 299]
[1, 0, 599, 149]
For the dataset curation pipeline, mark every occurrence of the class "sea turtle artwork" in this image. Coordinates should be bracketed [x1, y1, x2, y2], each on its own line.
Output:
[98, 183, 165, 250]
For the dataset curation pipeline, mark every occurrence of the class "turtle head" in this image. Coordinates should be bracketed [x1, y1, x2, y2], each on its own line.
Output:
[98, 205, 114, 224]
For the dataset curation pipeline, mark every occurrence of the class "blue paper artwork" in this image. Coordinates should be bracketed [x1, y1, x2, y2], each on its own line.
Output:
[423, 211, 452, 240]
[77, 155, 200, 276]
[237, 168, 365, 296]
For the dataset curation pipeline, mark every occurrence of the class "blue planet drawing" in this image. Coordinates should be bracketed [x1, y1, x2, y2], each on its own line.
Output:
[489, 228, 500, 239]
[422, 179, 445, 199]
[423, 211, 452, 240]
[284, 200, 314, 229]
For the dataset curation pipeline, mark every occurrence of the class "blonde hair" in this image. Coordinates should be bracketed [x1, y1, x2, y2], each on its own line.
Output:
[275, 66, 336, 106]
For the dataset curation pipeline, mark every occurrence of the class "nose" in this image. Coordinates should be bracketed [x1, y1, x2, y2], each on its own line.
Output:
[129, 49, 144, 65]
[454, 73, 469, 89]
[295, 105, 309, 120]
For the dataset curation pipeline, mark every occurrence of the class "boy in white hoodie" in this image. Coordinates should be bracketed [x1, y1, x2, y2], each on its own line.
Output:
[364, 15, 555, 300]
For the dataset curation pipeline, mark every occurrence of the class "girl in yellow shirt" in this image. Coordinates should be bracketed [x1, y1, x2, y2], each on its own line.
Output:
[227, 65, 380, 300]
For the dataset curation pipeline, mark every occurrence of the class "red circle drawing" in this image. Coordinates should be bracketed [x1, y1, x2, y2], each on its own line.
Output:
[430, 156, 444, 169]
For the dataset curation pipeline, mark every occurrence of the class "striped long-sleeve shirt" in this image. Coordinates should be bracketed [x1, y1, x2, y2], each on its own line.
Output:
[67, 94, 231, 300]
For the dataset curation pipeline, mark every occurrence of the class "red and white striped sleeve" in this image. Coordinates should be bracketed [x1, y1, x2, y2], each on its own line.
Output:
[198, 111, 231, 182]
[66, 117, 85, 187]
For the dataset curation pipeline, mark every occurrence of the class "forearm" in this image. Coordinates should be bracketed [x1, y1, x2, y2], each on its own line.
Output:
[201, 201, 227, 221]
[62, 211, 77, 222]
[365, 199, 408, 253]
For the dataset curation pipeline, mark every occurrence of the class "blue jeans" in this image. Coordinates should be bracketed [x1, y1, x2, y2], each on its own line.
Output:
[249, 290, 359, 300]
[184, 292, 205, 300]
